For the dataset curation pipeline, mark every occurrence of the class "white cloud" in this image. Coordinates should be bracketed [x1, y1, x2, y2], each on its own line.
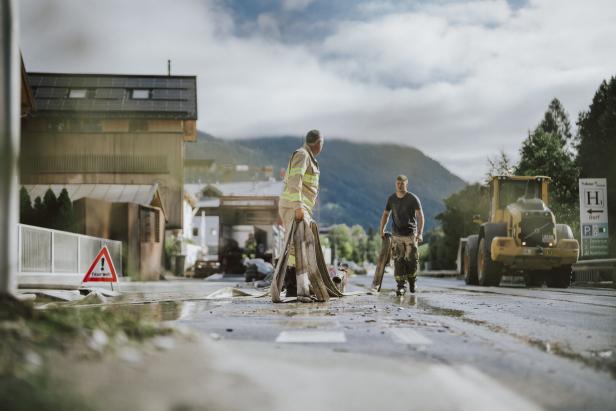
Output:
[419, 0, 512, 25]
[18, 0, 616, 182]
[281, 0, 315, 12]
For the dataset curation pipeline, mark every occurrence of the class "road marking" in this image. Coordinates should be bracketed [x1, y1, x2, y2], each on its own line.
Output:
[430, 365, 543, 411]
[275, 331, 347, 343]
[389, 328, 432, 345]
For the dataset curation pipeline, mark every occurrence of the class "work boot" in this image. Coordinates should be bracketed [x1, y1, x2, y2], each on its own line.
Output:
[284, 266, 297, 297]
[408, 279, 416, 294]
[396, 284, 406, 296]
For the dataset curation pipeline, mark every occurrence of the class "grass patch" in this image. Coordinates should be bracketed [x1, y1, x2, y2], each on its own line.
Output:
[0, 295, 173, 411]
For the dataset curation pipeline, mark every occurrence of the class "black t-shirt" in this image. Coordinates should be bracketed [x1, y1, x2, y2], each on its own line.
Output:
[385, 192, 422, 236]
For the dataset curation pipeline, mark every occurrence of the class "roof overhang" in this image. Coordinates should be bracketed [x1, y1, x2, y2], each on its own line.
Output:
[22, 183, 168, 221]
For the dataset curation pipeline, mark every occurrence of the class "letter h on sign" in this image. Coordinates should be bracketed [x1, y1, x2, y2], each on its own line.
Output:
[585, 190, 603, 206]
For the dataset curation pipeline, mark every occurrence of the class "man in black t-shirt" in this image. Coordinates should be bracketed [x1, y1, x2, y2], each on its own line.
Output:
[379, 175, 424, 295]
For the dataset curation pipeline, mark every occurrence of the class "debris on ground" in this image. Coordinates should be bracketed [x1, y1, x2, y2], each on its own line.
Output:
[24, 289, 84, 302]
[205, 287, 262, 299]
[68, 291, 108, 306]
[244, 258, 274, 282]
[254, 279, 271, 288]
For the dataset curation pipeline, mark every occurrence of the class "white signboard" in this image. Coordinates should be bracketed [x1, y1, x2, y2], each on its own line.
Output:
[579, 178, 609, 256]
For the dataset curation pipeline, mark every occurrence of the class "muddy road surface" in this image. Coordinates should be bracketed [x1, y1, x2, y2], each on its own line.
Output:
[165, 276, 616, 411]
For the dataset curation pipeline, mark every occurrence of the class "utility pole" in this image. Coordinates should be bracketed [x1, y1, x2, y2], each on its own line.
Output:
[0, 0, 20, 296]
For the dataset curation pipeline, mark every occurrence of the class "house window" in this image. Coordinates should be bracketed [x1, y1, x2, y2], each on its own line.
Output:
[69, 89, 87, 98]
[132, 89, 150, 99]
[192, 228, 199, 237]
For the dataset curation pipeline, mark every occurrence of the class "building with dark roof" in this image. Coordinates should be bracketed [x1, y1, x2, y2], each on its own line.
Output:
[20, 72, 198, 230]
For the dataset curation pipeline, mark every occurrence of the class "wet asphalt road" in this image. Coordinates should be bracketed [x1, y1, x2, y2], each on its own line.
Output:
[172, 275, 616, 411]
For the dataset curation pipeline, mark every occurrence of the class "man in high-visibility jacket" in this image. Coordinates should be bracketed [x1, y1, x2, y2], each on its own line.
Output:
[279, 129, 324, 297]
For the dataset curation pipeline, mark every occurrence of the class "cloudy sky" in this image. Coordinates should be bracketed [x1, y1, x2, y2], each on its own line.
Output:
[19, 0, 616, 182]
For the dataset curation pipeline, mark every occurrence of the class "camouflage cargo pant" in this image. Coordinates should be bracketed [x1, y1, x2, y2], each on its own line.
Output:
[391, 235, 419, 286]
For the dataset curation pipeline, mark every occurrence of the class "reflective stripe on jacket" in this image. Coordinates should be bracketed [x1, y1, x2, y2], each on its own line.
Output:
[279, 144, 320, 212]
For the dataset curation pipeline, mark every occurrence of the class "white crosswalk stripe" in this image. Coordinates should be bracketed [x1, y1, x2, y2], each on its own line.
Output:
[430, 365, 543, 411]
[389, 328, 433, 345]
[275, 331, 347, 343]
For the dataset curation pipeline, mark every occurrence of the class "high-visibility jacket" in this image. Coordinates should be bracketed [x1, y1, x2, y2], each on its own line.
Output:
[279, 144, 320, 213]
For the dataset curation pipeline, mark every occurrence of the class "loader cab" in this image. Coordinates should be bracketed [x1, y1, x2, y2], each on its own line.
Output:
[489, 176, 550, 223]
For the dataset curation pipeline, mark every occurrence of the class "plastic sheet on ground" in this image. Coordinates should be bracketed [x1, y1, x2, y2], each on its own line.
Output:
[205, 287, 265, 299]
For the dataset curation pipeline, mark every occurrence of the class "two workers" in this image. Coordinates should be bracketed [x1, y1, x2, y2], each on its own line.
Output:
[279, 130, 424, 299]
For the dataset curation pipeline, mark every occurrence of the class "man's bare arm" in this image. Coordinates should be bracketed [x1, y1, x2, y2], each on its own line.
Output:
[416, 208, 424, 243]
[380, 210, 390, 239]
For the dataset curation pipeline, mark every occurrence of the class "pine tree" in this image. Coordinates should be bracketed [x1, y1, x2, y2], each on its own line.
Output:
[42, 188, 59, 229]
[516, 98, 579, 202]
[33, 196, 45, 227]
[56, 188, 75, 231]
[538, 98, 573, 147]
[516, 129, 578, 204]
[19, 187, 35, 225]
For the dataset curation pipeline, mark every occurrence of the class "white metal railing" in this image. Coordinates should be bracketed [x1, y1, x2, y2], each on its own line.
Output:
[573, 258, 616, 283]
[18, 224, 122, 276]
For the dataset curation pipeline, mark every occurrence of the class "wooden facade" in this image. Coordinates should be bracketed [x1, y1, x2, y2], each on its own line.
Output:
[20, 72, 198, 229]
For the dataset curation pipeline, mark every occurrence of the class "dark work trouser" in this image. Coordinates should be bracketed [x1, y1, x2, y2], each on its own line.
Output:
[391, 235, 418, 287]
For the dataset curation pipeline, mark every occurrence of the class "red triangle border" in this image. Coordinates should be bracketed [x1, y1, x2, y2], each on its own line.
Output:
[82, 246, 119, 283]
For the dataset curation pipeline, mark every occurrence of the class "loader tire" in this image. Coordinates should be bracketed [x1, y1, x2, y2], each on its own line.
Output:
[464, 235, 479, 285]
[478, 238, 503, 286]
[546, 265, 571, 288]
[524, 270, 545, 287]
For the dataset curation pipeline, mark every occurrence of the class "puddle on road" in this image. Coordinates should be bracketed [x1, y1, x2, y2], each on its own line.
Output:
[379, 292, 465, 318]
[417, 301, 464, 318]
[75, 299, 220, 322]
[276, 307, 335, 318]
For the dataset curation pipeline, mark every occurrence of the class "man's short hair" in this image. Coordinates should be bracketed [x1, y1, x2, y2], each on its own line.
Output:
[396, 174, 408, 182]
[306, 129, 322, 145]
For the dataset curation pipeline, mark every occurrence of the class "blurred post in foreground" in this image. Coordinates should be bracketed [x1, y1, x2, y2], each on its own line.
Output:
[0, 0, 20, 296]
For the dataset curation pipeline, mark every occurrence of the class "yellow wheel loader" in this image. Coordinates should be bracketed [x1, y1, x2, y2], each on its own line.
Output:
[460, 176, 579, 288]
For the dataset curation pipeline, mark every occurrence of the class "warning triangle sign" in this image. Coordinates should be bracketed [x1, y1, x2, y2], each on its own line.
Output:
[82, 246, 118, 283]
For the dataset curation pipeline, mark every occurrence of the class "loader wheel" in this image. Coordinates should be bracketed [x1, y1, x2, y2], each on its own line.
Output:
[464, 235, 479, 285]
[546, 265, 571, 288]
[524, 270, 545, 287]
[477, 238, 502, 286]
